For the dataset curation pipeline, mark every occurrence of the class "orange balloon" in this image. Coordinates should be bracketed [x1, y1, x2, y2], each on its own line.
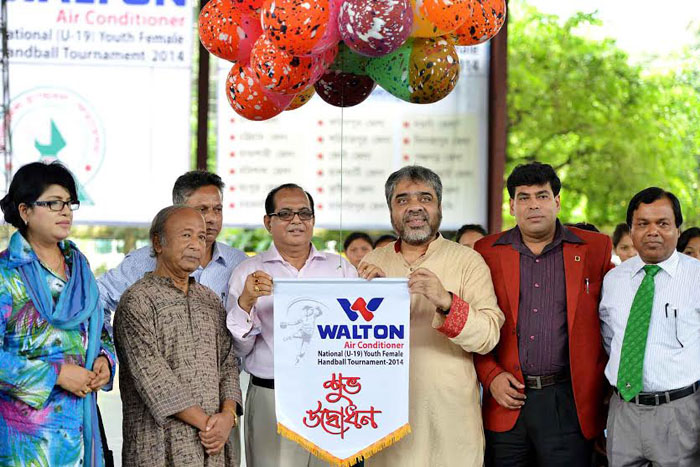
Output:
[261, 0, 339, 56]
[199, 0, 262, 62]
[423, 0, 470, 33]
[286, 86, 316, 110]
[233, 0, 264, 15]
[251, 36, 332, 95]
[226, 63, 293, 121]
[454, 0, 506, 46]
[410, 0, 446, 38]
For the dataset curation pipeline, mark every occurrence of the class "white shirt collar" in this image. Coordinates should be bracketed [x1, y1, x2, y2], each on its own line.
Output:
[628, 249, 680, 279]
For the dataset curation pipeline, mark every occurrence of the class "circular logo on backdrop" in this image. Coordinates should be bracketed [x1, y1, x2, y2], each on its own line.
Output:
[6, 87, 105, 205]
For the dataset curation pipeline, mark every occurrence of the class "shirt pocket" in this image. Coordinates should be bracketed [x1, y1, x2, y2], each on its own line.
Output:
[675, 306, 700, 349]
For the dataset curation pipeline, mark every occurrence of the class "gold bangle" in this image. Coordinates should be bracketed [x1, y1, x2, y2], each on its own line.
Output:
[224, 406, 237, 423]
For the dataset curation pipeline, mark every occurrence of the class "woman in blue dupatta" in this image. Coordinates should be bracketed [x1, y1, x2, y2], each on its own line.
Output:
[0, 162, 116, 466]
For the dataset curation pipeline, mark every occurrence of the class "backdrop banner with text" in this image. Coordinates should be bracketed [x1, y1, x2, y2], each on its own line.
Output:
[4, 0, 193, 224]
[274, 278, 410, 466]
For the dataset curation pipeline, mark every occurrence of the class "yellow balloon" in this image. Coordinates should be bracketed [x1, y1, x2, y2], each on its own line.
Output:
[286, 86, 316, 111]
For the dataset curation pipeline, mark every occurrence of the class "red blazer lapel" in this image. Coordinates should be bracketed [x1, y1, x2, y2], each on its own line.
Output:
[563, 243, 586, 335]
[498, 245, 521, 325]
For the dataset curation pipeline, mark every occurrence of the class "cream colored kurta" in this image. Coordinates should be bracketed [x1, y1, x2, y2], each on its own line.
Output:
[362, 235, 504, 467]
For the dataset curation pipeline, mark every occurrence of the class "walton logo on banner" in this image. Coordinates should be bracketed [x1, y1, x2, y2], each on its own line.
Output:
[274, 279, 410, 466]
[337, 298, 384, 321]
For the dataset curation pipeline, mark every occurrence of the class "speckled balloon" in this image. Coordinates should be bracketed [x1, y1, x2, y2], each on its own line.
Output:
[232, 0, 265, 15]
[338, 0, 413, 58]
[199, 0, 263, 62]
[366, 36, 459, 103]
[314, 70, 376, 107]
[226, 63, 293, 120]
[410, 0, 445, 37]
[251, 35, 328, 95]
[454, 0, 506, 46]
[286, 86, 316, 110]
[329, 43, 371, 76]
[261, 0, 340, 56]
[423, 0, 469, 33]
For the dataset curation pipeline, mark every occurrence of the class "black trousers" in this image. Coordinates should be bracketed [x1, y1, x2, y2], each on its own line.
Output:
[485, 382, 592, 467]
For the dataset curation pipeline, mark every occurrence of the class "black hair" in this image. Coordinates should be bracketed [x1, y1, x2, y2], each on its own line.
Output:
[677, 227, 700, 252]
[454, 224, 487, 242]
[373, 234, 397, 248]
[612, 223, 631, 248]
[385, 165, 443, 206]
[626, 187, 683, 228]
[506, 162, 561, 198]
[343, 232, 373, 251]
[565, 222, 600, 233]
[172, 171, 225, 204]
[264, 183, 315, 215]
[0, 162, 79, 235]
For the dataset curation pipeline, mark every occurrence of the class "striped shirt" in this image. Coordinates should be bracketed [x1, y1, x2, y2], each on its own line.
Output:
[599, 250, 700, 392]
[98, 241, 248, 318]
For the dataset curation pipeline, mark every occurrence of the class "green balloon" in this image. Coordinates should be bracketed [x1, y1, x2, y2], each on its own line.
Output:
[330, 43, 371, 76]
[365, 38, 414, 102]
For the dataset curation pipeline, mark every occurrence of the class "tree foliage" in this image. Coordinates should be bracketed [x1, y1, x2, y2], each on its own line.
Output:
[507, 3, 700, 229]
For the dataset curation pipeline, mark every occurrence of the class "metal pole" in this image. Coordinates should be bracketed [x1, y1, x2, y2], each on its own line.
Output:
[1, 0, 11, 191]
[195, 0, 210, 171]
[487, 11, 508, 234]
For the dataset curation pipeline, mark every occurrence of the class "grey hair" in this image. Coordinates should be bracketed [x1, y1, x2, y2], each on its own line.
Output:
[172, 171, 224, 204]
[384, 165, 443, 207]
[149, 205, 190, 257]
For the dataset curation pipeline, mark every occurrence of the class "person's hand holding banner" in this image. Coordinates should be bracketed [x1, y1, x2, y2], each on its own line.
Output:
[357, 262, 386, 280]
[407, 268, 453, 310]
[239, 270, 273, 312]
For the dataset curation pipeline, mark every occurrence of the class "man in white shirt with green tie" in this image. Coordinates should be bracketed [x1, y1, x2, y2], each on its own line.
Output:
[600, 187, 700, 466]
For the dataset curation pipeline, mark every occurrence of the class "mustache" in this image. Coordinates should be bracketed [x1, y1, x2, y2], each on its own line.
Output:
[403, 210, 429, 222]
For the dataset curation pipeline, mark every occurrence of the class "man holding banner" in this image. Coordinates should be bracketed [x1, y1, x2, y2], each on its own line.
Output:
[358, 166, 505, 466]
[226, 183, 357, 467]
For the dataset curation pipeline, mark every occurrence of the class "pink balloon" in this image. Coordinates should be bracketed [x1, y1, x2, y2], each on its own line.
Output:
[338, 0, 413, 57]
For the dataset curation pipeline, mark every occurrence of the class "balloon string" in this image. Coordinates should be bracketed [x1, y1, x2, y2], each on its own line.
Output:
[338, 50, 345, 270]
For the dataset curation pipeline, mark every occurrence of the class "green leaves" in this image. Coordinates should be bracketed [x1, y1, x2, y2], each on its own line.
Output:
[507, 2, 700, 229]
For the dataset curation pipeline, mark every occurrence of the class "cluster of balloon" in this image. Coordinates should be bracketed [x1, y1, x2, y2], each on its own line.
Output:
[199, 0, 506, 121]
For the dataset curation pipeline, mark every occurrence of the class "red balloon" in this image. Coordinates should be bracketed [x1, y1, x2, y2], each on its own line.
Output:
[454, 0, 506, 46]
[314, 70, 376, 107]
[199, 0, 262, 62]
[261, 0, 339, 56]
[226, 63, 293, 121]
[251, 35, 331, 95]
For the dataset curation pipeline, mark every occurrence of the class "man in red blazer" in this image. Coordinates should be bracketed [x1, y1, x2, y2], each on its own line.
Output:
[474, 162, 613, 466]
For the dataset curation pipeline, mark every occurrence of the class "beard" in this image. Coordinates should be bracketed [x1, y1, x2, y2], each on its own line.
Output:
[393, 208, 442, 246]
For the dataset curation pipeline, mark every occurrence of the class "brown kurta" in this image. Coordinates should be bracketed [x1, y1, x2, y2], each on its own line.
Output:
[114, 273, 242, 467]
[362, 235, 504, 467]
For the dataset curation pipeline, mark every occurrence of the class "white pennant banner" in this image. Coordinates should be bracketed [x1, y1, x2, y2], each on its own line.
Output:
[273, 278, 411, 466]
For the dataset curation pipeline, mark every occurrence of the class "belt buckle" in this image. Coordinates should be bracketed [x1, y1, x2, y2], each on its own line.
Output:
[654, 393, 660, 406]
[532, 376, 542, 390]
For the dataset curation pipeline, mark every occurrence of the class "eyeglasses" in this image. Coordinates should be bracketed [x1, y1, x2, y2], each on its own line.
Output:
[33, 200, 81, 212]
[268, 208, 314, 221]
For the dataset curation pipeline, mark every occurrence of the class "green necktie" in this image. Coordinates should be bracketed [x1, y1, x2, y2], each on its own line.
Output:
[617, 264, 662, 401]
